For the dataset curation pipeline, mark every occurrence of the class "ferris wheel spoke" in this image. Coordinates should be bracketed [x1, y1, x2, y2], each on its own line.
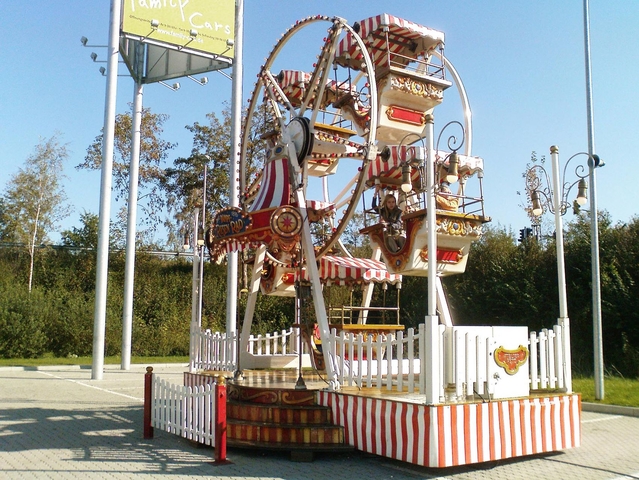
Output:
[240, 16, 378, 262]
[299, 20, 345, 122]
[261, 70, 297, 122]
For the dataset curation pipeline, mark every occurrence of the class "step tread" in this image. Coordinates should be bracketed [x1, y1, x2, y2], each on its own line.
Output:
[228, 439, 354, 452]
[227, 399, 330, 410]
[227, 418, 342, 430]
[227, 422, 345, 444]
[227, 403, 334, 424]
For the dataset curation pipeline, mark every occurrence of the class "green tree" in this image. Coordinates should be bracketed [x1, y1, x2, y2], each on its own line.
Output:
[61, 211, 99, 250]
[0, 198, 10, 241]
[2, 135, 71, 292]
[162, 102, 272, 247]
[78, 107, 176, 236]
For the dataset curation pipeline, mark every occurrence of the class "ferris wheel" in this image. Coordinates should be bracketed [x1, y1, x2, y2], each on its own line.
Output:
[207, 14, 488, 383]
[237, 15, 380, 265]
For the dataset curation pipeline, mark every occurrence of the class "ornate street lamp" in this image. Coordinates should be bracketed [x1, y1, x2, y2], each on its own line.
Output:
[524, 145, 591, 393]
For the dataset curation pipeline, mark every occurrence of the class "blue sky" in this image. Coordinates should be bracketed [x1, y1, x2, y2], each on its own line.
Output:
[0, 1, 636, 243]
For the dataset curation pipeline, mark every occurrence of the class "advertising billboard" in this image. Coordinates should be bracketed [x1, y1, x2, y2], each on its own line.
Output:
[121, 0, 235, 58]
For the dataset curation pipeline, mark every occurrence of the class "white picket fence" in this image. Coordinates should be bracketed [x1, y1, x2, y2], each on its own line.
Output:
[332, 324, 429, 394]
[150, 375, 216, 446]
[331, 324, 568, 398]
[189, 323, 568, 398]
[190, 325, 301, 371]
[529, 326, 567, 391]
[190, 327, 237, 372]
[247, 327, 299, 356]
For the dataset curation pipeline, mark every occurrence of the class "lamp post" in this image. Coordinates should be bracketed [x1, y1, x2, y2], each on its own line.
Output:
[188, 208, 201, 373]
[525, 145, 590, 393]
[198, 165, 208, 330]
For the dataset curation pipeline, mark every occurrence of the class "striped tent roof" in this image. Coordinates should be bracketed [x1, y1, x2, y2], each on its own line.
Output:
[279, 255, 401, 286]
[249, 148, 291, 212]
[336, 14, 445, 70]
[366, 145, 484, 187]
[318, 255, 401, 285]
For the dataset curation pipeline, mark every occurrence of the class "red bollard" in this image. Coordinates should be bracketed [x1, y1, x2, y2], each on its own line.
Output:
[143, 366, 154, 439]
[213, 375, 230, 464]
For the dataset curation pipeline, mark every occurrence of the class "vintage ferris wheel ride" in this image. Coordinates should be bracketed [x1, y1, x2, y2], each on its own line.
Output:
[208, 13, 487, 343]
[195, 13, 580, 468]
[207, 14, 489, 369]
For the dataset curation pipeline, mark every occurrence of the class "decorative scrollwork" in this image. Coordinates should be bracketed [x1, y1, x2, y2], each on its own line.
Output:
[435, 120, 465, 155]
[525, 150, 590, 216]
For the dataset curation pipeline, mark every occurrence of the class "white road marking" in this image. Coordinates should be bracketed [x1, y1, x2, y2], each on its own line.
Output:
[581, 415, 623, 423]
[38, 371, 143, 401]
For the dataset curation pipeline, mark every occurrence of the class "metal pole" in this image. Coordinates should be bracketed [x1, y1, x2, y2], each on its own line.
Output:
[92, 0, 121, 380]
[191, 208, 200, 327]
[198, 166, 207, 329]
[424, 114, 440, 404]
[583, 0, 604, 399]
[121, 81, 144, 371]
[189, 208, 200, 373]
[550, 147, 568, 319]
[226, 0, 244, 338]
[426, 115, 437, 316]
[550, 146, 572, 392]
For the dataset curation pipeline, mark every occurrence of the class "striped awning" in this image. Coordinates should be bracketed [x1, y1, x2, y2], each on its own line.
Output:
[366, 145, 484, 187]
[250, 149, 291, 212]
[336, 14, 445, 70]
[319, 255, 401, 285]
[275, 70, 311, 106]
[278, 255, 401, 286]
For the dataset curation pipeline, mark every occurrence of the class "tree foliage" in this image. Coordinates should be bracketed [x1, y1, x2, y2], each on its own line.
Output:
[2, 135, 71, 291]
[78, 107, 176, 234]
[0, 209, 638, 377]
[162, 102, 274, 247]
[162, 107, 232, 247]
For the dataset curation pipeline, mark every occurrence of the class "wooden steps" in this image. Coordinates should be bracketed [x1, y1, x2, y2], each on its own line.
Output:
[226, 378, 351, 460]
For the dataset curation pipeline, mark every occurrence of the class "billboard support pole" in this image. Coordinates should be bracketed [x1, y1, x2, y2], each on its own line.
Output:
[121, 80, 144, 371]
[92, 0, 121, 380]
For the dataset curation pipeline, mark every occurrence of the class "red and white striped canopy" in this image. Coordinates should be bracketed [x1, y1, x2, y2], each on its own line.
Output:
[336, 14, 445, 70]
[250, 150, 291, 212]
[366, 145, 484, 187]
[281, 255, 401, 286]
[318, 255, 401, 285]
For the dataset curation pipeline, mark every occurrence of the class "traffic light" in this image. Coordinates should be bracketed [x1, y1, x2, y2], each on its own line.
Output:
[518, 227, 534, 243]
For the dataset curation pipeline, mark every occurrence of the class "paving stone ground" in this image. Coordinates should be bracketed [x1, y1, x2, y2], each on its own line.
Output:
[1, 364, 638, 480]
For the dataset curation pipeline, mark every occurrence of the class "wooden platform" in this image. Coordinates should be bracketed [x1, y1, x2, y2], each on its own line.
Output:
[184, 369, 581, 468]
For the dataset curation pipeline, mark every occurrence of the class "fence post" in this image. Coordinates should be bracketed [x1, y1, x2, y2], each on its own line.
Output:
[214, 375, 229, 464]
[143, 366, 154, 439]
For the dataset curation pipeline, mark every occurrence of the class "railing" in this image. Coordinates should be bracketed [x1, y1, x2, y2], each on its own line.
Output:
[332, 324, 431, 394]
[148, 374, 216, 446]
[190, 325, 302, 372]
[331, 324, 568, 399]
[189, 322, 568, 399]
[443, 327, 494, 401]
[328, 305, 400, 326]
[529, 326, 567, 391]
[190, 326, 236, 372]
[246, 327, 299, 356]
